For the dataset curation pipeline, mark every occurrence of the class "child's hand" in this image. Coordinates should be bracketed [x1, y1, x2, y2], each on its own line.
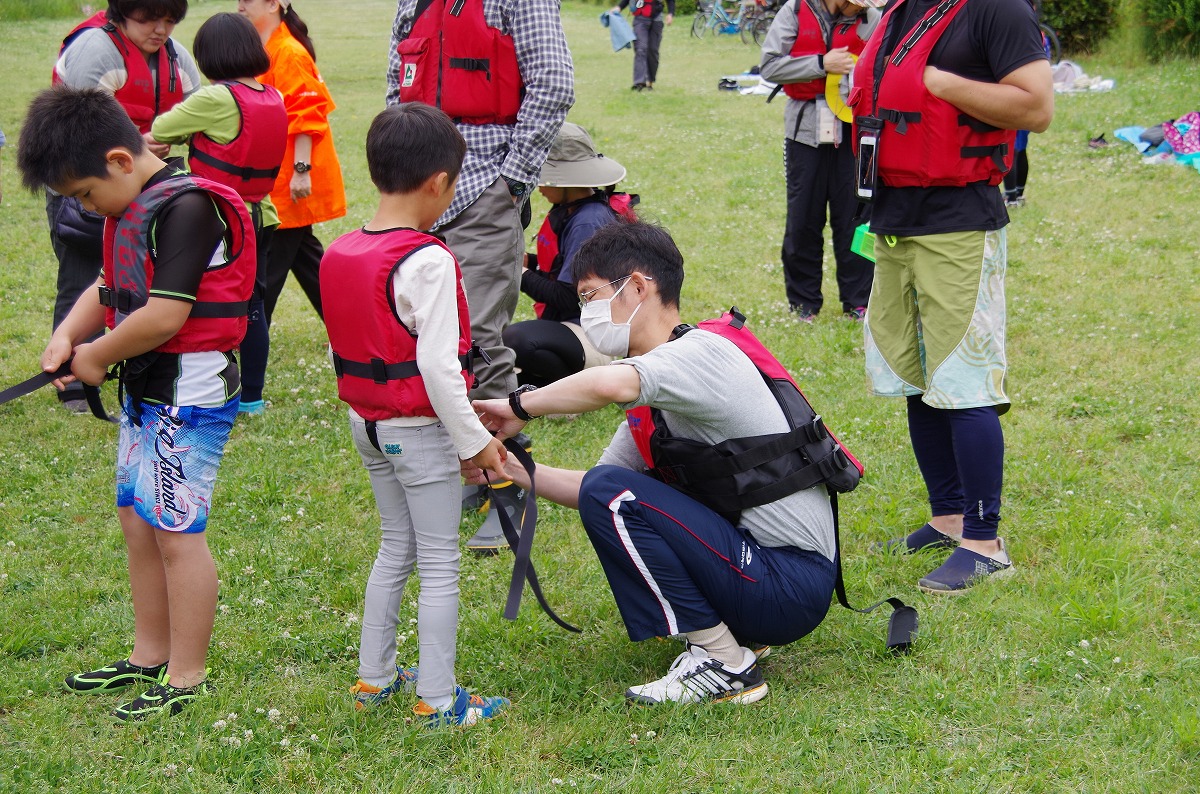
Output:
[469, 437, 509, 482]
[40, 334, 77, 391]
[69, 342, 109, 386]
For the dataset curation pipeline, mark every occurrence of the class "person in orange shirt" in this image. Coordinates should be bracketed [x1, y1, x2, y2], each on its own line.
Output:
[238, 0, 345, 330]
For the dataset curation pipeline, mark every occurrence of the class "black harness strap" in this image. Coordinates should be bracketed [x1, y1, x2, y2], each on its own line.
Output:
[98, 286, 249, 319]
[189, 147, 281, 181]
[0, 362, 116, 423]
[488, 439, 581, 633]
[330, 352, 472, 383]
[830, 491, 918, 654]
[961, 142, 1011, 171]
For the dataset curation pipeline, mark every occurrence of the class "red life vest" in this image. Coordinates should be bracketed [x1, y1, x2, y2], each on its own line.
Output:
[625, 307, 862, 521]
[395, 0, 524, 126]
[784, 2, 869, 102]
[54, 11, 184, 134]
[631, 0, 660, 18]
[848, 0, 1014, 188]
[188, 82, 288, 204]
[321, 229, 475, 422]
[101, 173, 254, 354]
[533, 192, 638, 319]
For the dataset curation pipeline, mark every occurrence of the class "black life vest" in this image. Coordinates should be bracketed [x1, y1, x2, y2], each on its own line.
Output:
[625, 307, 862, 523]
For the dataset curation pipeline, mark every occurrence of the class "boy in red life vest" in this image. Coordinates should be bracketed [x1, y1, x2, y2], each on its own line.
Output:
[468, 222, 840, 706]
[760, 0, 880, 323]
[318, 103, 510, 728]
[17, 86, 255, 720]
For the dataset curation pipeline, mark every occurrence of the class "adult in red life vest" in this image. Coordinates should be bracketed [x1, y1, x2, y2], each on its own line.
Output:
[847, 0, 1052, 593]
[760, 0, 880, 323]
[467, 221, 839, 706]
[387, 0, 575, 553]
[47, 0, 202, 413]
[610, 0, 675, 91]
[503, 123, 636, 390]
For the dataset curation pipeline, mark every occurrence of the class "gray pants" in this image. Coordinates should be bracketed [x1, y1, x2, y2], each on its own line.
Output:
[632, 15, 664, 86]
[351, 417, 462, 703]
[440, 178, 524, 400]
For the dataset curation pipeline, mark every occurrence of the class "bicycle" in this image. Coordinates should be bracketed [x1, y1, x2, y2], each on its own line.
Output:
[1032, 1, 1061, 65]
[740, 0, 781, 46]
[691, 0, 754, 39]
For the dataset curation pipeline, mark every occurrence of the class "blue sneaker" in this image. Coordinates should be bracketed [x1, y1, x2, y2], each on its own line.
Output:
[873, 523, 960, 555]
[413, 686, 508, 728]
[350, 665, 418, 710]
[918, 539, 1014, 595]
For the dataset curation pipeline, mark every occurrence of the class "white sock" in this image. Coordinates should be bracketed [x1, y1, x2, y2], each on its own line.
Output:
[685, 623, 745, 668]
[423, 693, 454, 712]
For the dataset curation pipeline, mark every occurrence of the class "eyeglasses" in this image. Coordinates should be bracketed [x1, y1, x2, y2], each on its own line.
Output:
[577, 275, 652, 310]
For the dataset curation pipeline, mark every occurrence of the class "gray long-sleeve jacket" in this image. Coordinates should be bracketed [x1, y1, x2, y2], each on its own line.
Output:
[759, 0, 880, 146]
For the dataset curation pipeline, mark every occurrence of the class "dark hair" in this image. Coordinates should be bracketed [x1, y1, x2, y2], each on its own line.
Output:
[17, 86, 145, 191]
[282, 3, 317, 62]
[572, 221, 684, 308]
[366, 104, 466, 194]
[193, 13, 270, 81]
[106, 0, 188, 25]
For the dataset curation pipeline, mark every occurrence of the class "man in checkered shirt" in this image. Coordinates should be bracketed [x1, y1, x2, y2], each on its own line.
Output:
[386, 0, 574, 550]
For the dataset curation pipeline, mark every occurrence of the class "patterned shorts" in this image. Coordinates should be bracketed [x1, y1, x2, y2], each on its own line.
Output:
[116, 398, 238, 533]
[864, 228, 1009, 410]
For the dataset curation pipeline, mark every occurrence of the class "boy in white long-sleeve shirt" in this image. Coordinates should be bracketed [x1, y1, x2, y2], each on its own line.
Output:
[319, 103, 509, 728]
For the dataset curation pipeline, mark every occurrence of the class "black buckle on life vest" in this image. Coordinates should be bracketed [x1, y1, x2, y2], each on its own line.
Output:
[97, 285, 139, 313]
[961, 142, 1010, 171]
[878, 108, 921, 135]
[449, 57, 491, 81]
[370, 357, 389, 385]
[804, 415, 829, 445]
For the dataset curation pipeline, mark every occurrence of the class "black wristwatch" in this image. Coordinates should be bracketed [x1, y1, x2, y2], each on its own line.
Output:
[502, 175, 529, 198]
[293, 161, 312, 173]
[508, 384, 538, 422]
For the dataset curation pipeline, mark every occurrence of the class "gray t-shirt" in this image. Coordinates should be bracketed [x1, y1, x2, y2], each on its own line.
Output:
[597, 329, 836, 561]
[55, 28, 201, 98]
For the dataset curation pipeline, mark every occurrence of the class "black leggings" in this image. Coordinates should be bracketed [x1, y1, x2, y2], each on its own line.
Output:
[502, 319, 585, 387]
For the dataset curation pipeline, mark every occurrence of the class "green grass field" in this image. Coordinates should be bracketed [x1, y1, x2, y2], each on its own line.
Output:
[1, 2, 1198, 791]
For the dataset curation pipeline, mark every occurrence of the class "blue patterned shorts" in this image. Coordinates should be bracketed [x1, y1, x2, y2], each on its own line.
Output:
[116, 398, 237, 533]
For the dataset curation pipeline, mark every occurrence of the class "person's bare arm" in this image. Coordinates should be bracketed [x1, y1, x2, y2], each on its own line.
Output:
[924, 58, 1054, 132]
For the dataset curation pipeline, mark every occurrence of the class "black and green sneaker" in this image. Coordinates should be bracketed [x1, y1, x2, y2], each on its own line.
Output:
[64, 659, 168, 693]
[112, 675, 213, 722]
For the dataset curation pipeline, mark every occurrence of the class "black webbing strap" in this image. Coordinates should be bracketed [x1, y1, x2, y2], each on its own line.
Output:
[961, 142, 1011, 172]
[829, 491, 918, 654]
[98, 286, 248, 319]
[189, 147, 281, 181]
[449, 57, 491, 77]
[364, 420, 382, 453]
[0, 362, 116, 423]
[878, 108, 921, 135]
[488, 439, 582, 633]
[331, 352, 472, 383]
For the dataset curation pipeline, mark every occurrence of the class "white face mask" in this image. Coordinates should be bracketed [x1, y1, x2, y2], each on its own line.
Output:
[580, 277, 643, 358]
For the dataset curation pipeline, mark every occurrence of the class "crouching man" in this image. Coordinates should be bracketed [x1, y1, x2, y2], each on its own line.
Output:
[466, 221, 838, 705]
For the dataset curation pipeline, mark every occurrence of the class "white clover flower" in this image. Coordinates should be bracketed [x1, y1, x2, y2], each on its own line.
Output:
[244, 729, 254, 740]
[1079, 639, 1091, 649]
[242, 566, 255, 575]
[255, 708, 265, 715]
[227, 713, 239, 721]
[296, 508, 305, 517]
[1066, 650, 1075, 657]
[1113, 657, 1121, 664]
[644, 730, 656, 738]
[279, 738, 290, 748]
[346, 614, 359, 624]
[551, 779, 564, 786]
[253, 598, 266, 607]
[163, 764, 177, 777]
[213, 719, 228, 730]
[309, 734, 319, 742]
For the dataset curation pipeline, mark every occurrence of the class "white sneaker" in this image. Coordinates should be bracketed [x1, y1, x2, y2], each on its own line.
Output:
[625, 645, 768, 705]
